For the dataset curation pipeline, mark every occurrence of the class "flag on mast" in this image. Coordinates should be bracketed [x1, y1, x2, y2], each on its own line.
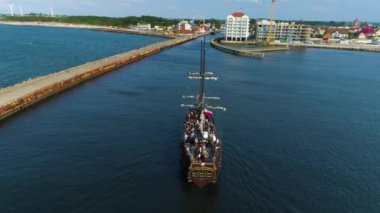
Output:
[203, 109, 213, 117]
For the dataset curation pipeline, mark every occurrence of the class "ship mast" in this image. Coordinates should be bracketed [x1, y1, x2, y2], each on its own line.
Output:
[199, 39, 206, 108]
[181, 38, 226, 112]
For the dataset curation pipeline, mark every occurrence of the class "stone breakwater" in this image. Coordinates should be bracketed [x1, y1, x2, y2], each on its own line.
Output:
[0, 34, 205, 121]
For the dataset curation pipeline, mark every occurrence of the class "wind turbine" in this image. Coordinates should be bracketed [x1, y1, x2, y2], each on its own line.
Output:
[10, 4, 14, 16]
[19, 6, 24, 16]
[50, 6, 54, 17]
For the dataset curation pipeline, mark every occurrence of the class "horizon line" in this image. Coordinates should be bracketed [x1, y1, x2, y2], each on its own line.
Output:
[0, 13, 379, 24]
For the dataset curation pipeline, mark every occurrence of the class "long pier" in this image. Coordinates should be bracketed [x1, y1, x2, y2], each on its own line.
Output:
[0, 35, 205, 121]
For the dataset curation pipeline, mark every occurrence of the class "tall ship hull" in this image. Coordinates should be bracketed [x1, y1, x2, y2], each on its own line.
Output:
[181, 39, 225, 187]
[182, 110, 222, 187]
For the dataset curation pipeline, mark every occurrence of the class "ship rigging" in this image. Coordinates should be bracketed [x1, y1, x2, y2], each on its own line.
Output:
[180, 38, 226, 187]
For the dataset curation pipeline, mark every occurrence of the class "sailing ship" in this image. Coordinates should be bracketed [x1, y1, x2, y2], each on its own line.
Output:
[181, 39, 226, 187]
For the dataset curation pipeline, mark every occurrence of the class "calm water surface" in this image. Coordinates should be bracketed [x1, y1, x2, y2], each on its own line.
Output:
[1, 27, 380, 212]
[0, 25, 165, 87]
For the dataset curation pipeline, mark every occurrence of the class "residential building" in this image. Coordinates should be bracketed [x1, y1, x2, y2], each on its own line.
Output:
[166, 25, 175, 31]
[136, 23, 151, 31]
[324, 28, 349, 39]
[358, 33, 366, 39]
[349, 19, 362, 34]
[361, 27, 375, 38]
[177, 20, 193, 35]
[376, 29, 380, 36]
[256, 20, 311, 42]
[178, 20, 192, 31]
[313, 27, 326, 38]
[193, 24, 208, 33]
[153, 25, 164, 31]
[225, 12, 250, 41]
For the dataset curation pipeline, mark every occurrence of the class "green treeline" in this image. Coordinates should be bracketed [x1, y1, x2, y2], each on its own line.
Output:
[1, 14, 378, 28]
[0, 14, 223, 28]
[1, 15, 177, 27]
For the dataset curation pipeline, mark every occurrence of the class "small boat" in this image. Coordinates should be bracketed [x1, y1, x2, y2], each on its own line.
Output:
[181, 39, 226, 187]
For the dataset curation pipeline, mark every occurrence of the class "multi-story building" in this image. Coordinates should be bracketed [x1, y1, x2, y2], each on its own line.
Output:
[225, 12, 250, 41]
[177, 20, 193, 35]
[178, 20, 192, 31]
[256, 20, 311, 42]
[136, 23, 151, 31]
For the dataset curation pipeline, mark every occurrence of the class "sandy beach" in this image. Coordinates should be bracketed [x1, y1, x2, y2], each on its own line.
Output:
[0, 21, 110, 30]
[0, 21, 174, 38]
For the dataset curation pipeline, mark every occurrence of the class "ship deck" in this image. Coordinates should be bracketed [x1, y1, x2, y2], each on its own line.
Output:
[183, 109, 221, 164]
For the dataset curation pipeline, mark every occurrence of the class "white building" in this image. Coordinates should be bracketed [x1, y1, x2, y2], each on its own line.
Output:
[376, 29, 380, 36]
[358, 33, 366, 40]
[225, 12, 250, 41]
[154, 25, 164, 31]
[332, 31, 349, 39]
[178, 20, 192, 31]
[136, 23, 151, 31]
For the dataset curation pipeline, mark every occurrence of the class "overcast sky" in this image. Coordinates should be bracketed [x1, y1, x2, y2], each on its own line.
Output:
[0, 0, 378, 22]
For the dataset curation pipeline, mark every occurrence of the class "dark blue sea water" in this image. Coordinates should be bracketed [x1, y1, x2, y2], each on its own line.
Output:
[1, 26, 380, 212]
[0, 25, 165, 88]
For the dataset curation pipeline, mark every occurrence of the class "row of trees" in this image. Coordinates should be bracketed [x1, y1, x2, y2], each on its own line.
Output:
[1, 14, 223, 29]
[2, 14, 378, 29]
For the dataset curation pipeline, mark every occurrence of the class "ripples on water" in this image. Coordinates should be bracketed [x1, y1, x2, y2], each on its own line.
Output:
[1, 26, 380, 212]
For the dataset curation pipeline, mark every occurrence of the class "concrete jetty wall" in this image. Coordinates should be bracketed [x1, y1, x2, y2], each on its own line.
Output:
[211, 38, 289, 59]
[211, 38, 264, 58]
[0, 35, 204, 121]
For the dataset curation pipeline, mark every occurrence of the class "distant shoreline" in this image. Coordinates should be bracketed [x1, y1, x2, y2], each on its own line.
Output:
[0, 21, 106, 29]
[0, 21, 174, 38]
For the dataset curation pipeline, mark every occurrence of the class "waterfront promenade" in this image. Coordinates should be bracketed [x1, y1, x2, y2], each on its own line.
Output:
[0, 34, 205, 121]
[212, 38, 380, 58]
[277, 42, 380, 52]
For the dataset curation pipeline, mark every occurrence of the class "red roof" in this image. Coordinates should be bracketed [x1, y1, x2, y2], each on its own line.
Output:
[231, 12, 245, 17]
[361, 27, 375, 35]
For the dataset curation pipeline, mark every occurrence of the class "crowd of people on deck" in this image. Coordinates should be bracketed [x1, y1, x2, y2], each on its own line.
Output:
[183, 109, 220, 163]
